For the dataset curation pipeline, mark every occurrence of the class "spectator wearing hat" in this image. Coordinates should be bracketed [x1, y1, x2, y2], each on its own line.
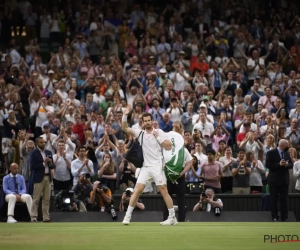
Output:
[173, 51, 190, 71]
[200, 149, 223, 194]
[192, 102, 215, 125]
[40, 121, 58, 154]
[192, 111, 214, 149]
[119, 187, 145, 212]
[42, 70, 57, 91]
[158, 68, 170, 89]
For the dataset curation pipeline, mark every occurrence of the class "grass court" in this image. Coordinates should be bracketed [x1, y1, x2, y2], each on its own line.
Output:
[1, 222, 300, 250]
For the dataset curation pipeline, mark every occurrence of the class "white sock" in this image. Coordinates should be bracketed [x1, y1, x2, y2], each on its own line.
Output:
[126, 206, 134, 216]
[168, 208, 175, 216]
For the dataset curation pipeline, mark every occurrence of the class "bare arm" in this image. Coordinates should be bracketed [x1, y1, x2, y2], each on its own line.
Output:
[121, 105, 135, 136]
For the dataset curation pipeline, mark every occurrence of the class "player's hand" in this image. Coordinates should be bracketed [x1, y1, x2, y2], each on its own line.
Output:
[152, 129, 159, 138]
[123, 104, 131, 115]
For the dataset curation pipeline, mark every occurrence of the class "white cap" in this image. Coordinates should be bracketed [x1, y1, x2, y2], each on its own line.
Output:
[159, 68, 167, 74]
[126, 188, 134, 193]
[48, 70, 54, 74]
[199, 102, 206, 108]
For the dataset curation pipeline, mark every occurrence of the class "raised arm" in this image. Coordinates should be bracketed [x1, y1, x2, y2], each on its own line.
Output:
[121, 105, 135, 136]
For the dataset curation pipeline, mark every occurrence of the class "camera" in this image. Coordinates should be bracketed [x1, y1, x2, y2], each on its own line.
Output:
[84, 173, 91, 179]
[126, 190, 132, 198]
[97, 183, 108, 192]
[201, 192, 208, 199]
[54, 190, 75, 211]
[110, 203, 117, 220]
[214, 207, 221, 216]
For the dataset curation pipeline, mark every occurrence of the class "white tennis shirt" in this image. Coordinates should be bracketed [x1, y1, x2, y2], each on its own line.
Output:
[133, 128, 167, 167]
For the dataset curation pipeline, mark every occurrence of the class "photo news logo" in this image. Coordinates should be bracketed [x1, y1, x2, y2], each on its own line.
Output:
[264, 235, 300, 243]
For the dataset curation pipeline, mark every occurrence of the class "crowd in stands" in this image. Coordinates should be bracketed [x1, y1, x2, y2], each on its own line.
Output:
[1, 0, 300, 214]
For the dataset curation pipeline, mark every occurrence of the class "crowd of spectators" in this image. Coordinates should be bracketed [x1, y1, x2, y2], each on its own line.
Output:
[1, 0, 300, 214]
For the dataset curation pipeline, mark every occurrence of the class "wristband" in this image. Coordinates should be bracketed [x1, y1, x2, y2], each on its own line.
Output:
[156, 136, 164, 144]
[122, 115, 128, 122]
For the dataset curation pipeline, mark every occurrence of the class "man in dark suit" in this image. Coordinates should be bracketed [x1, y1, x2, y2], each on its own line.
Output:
[30, 137, 55, 222]
[193, 14, 209, 39]
[266, 139, 293, 222]
[167, 17, 182, 41]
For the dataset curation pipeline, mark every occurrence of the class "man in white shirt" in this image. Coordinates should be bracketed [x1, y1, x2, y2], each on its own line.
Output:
[194, 142, 208, 173]
[192, 102, 214, 125]
[121, 106, 177, 226]
[66, 89, 81, 107]
[52, 128, 76, 156]
[193, 112, 214, 146]
[9, 45, 21, 65]
[93, 86, 105, 103]
[55, 81, 68, 100]
[166, 98, 183, 122]
[53, 141, 73, 191]
[40, 122, 58, 154]
[172, 64, 190, 91]
[247, 49, 265, 85]
[42, 70, 57, 90]
[71, 146, 94, 188]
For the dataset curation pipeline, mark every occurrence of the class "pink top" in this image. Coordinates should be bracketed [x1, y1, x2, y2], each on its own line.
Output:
[212, 134, 228, 151]
[201, 161, 222, 188]
[258, 95, 277, 113]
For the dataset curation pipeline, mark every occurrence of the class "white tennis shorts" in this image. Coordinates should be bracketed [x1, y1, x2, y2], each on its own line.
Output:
[136, 165, 167, 186]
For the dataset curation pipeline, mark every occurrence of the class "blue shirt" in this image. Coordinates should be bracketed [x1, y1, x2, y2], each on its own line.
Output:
[159, 120, 173, 132]
[277, 148, 284, 159]
[3, 174, 26, 195]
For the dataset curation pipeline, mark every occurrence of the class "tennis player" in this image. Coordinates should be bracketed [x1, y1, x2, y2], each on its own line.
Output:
[121, 105, 177, 225]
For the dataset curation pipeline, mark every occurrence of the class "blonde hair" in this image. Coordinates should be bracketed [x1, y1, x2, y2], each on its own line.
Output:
[100, 153, 115, 175]
[173, 121, 183, 135]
